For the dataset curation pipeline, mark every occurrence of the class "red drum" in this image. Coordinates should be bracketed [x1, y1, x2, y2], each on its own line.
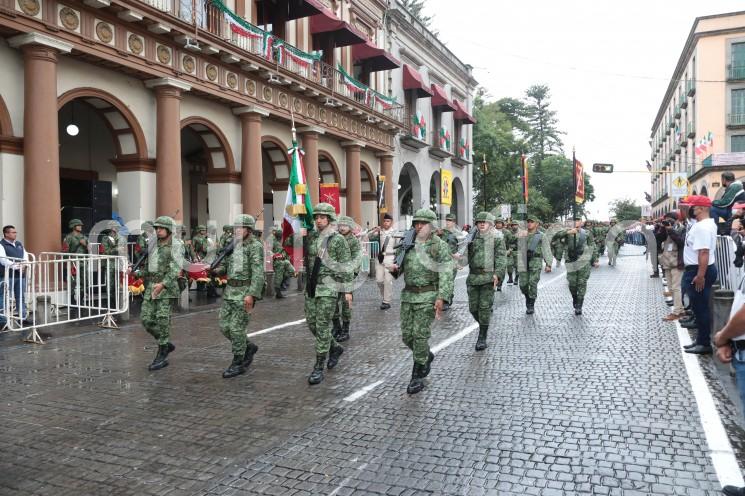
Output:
[187, 262, 211, 281]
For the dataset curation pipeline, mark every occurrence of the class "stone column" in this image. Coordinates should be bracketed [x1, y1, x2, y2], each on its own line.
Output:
[233, 105, 270, 218]
[298, 126, 325, 205]
[341, 141, 363, 223]
[145, 78, 191, 221]
[377, 152, 394, 222]
[9, 34, 72, 253]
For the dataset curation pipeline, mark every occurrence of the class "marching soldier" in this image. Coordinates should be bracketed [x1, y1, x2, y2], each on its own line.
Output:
[192, 225, 210, 261]
[368, 213, 396, 310]
[517, 214, 553, 314]
[389, 208, 454, 395]
[219, 224, 234, 251]
[212, 214, 264, 378]
[493, 216, 510, 291]
[462, 212, 507, 350]
[304, 203, 353, 385]
[135, 216, 182, 371]
[607, 219, 624, 266]
[506, 220, 519, 285]
[332, 216, 362, 342]
[555, 217, 599, 315]
[550, 228, 565, 267]
[271, 226, 295, 298]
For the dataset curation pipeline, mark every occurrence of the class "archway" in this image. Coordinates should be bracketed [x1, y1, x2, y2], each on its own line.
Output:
[700, 185, 709, 197]
[0, 95, 14, 137]
[360, 161, 376, 227]
[452, 177, 465, 224]
[429, 170, 440, 217]
[57, 88, 148, 237]
[398, 162, 420, 219]
[262, 136, 290, 230]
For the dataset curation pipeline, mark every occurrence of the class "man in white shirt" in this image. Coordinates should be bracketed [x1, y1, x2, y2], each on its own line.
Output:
[369, 214, 396, 310]
[680, 196, 718, 355]
[0, 225, 30, 327]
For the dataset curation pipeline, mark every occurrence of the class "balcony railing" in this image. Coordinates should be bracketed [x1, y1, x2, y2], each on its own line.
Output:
[686, 78, 696, 96]
[728, 65, 745, 81]
[674, 105, 681, 119]
[137, 0, 404, 125]
[687, 121, 695, 138]
[729, 113, 745, 127]
[680, 95, 688, 109]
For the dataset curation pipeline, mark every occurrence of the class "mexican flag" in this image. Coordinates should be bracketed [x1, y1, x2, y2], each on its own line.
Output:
[281, 139, 314, 265]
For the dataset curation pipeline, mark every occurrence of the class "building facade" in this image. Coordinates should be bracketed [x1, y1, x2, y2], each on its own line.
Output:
[650, 10, 745, 218]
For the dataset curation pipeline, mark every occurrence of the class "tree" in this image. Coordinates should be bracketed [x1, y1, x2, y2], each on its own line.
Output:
[609, 199, 642, 221]
[537, 155, 596, 220]
[524, 85, 564, 190]
[400, 0, 433, 28]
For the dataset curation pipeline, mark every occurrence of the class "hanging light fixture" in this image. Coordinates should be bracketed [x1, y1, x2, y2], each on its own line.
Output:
[66, 100, 79, 136]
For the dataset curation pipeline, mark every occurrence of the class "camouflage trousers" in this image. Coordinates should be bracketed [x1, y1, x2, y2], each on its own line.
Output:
[467, 283, 495, 326]
[273, 259, 294, 290]
[506, 254, 517, 279]
[518, 268, 541, 300]
[566, 266, 591, 301]
[333, 292, 351, 322]
[304, 295, 339, 355]
[552, 244, 564, 264]
[141, 297, 175, 345]
[218, 299, 254, 356]
[598, 241, 606, 256]
[400, 302, 434, 365]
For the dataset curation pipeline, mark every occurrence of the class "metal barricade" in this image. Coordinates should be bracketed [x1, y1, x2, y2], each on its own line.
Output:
[715, 235, 744, 291]
[1, 252, 129, 344]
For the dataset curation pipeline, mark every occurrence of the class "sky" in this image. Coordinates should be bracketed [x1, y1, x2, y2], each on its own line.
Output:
[422, 0, 745, 219]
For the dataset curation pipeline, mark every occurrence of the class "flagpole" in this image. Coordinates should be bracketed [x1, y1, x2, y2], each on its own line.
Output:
[572, 147, 577, 221]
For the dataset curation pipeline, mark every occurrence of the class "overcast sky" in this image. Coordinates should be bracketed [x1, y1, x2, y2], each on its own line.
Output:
[423, 0, 745, 218]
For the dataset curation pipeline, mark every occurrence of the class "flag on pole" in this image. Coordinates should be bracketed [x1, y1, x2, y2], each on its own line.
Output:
[574, 157, 585, 204]
[281, 136, 314, 255]
[521, 154, 529, 203]
[646, 160, 652, 171]
[644, 192, 652, 203]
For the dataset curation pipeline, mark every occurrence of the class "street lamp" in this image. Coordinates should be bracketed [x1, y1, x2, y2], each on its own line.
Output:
[481, 153, 488, 212]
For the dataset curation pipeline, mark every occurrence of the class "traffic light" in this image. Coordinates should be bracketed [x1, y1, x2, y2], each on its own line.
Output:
[592, 163, 614, 173]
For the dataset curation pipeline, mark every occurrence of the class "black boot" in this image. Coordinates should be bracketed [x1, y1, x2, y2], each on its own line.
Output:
[332, 318, 342, 341]
[242, 342, 259, 368]
[526, 297, 535, 315]
[475, 325, 488, 351]
[507, 274, 513, 284]
[165, 342, 175, 356]
[222, 355, 246, 378]
[148, 344, 169, 371]
[421, 351, 435, 377]
[308, 354, 326, 385]
[275, 288, 285, 299]
[327, 344, 344, 369]
[574, 297, 583, 315]
[514, 274, 520, 285]
[497, 282, 502, 292]
[407, 363, 424, 394]
[337, 321, 350, 342]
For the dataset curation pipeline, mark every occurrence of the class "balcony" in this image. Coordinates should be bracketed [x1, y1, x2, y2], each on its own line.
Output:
[428, 129, 454, 160]
[687, 78, 696, 96]
[687, 122, 695, 138]
[680, 96, 688, 109]
[681, 138, 688, 147]
[400, 111, 429, 150]
[728, 113, 745, 128]
[135, 0, 404, 125]
[728, 65, 745, 81]
[674, 105, 681, 119]
[669, 119, 675, 129]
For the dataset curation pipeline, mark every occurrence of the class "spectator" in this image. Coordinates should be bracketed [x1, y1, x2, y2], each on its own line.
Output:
[682, 196, 719, 355]
[0, 225, 29, 328]
[659, 213, 685, 321]
[711, 172, 745, 222]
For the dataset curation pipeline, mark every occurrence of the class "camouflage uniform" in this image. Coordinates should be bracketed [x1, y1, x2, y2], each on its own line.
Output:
[213, 215, 265, 378]
[62, 219, 88, 303]
[493, 219, 508, 289]
[135, 221, 153, 262]
[192, 226, 210, 261]
[332, 216, 362, 342]
[606, 222, 624, 266]
[100, 225, 122, 303]
[555, 224, 598, 314]
[517, 215, 553, 314]
[396, 208, 454, 394]
[550, 232, 565, 266]
[506, 223, 519, 284]
[218, 225, 233, 251]
[463, 212, 507, 350]
[305, 203, 353, 385]
[271, 228, 295, 296]
[137, 216, 182, 371]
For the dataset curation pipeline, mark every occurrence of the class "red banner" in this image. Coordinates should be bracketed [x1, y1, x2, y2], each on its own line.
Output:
[574, 159, 585, 204]
[521, 154, 529, 203]
[319, 183, 341, 214]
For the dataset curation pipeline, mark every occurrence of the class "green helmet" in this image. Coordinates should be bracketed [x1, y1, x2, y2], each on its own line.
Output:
[526, 213, 540, 223]
[413, 208, 437, 224]
[69, 218, 83, 229]
[141, 221, 153, 231]
[233, 214, 256, 228]
[313, 202, 337, 222]
[196, 224, 207, 232]
[152, 216, 175, 232]
[445, 213, 456, 222]
[337, 215, 354, 227]
[223, 224, 233, 232]
[494, 215, 505, 225]
[475, 212, 495, 224]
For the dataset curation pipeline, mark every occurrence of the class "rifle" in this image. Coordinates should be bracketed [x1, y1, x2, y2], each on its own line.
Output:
[390, 228, 415, 279]
[208, 210, 263, 274]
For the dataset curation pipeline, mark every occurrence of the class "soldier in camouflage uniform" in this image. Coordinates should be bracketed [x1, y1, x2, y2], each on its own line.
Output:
[493, 216, 509, 291]
[461, 212, 507, 351]
[517, 213, 553, 314]
[390, 208, 454, 395]
[212, 214, 265, 378]
[554, 217, 599, 315]
[593, 222, 609, 257]
[550, 227, 566, 267]
[177, 224, 195, 262]
[192, 225, 211, 261]
[332, 215, 362, 342]
[271, 226, 295, 298]
[134, 216, 183, 371]
[506, 220, 519, 285]
[606, 219, 624, 266]
[135, 221, 153, 262]
[304, 203, 353, 385]
[218, 225, 234, 251]
[101, 222, 122, 304]
[62, 219, 89, 305]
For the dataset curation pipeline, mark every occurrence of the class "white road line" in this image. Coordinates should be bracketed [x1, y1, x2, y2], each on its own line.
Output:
[343, 380, 384, 402]
[675, 321, 744, 488]
[246, 318, 306, 338]
[431, 324, 479, 354]
[328, 462, 368, 496]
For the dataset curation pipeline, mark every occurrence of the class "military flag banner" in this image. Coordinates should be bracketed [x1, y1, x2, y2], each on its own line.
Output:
[574, 157, 585, 204]
[319, 183, 341, 214]
[440, 169, 453, 206]
[282, 135, 314, 248]
[521, 154, 529, 203]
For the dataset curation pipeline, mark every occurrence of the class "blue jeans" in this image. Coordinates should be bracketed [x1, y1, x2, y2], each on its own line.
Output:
[682, 265, 717, 346]
[733, 349, 745, 414]
[0, 276, 26, 325]
[710, 206, 732, 223]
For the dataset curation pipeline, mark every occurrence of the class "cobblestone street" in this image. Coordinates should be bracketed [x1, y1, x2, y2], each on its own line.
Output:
[2, 245, 744, 495]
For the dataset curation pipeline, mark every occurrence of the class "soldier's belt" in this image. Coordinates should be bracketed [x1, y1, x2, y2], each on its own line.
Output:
[469, 268, 494, 275]
[404, 284, 437, 293]
[227, 279, 251, 287]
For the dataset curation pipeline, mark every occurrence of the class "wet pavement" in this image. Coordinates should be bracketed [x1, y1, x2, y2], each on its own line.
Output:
[1, 245, 744, 495]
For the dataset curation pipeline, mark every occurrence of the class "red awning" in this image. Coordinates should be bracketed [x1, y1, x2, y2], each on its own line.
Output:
[256, 0, 328, 22]
[310, 9, 367, 48]
[453, 99, 476, 124]
[431, 84, 455, 112]
[402, 64, 432, 98]
[352, 40, 401, 72]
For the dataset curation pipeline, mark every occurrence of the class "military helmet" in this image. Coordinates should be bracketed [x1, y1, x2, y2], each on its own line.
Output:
[337, 215, 354, 227]
[141, 221, 153, 231]
[223, 224, 233, 231]
[68, 218, 83, 229]
[475, 211, 495, 224]
[233, 214, 256, 229]
[313, 202, 337, 222]
[196, 224, 207, 232]
[152, 216, 175, 232]
[445, 213, 456, 222]
[526, 213, 540, 223]
[494, 215, 505, 225]
[413, 208, 437, 224]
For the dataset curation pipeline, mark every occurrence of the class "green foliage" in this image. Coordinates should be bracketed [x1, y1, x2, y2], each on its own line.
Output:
[400, 0, 433, 27]
[609, 199, 642, 221]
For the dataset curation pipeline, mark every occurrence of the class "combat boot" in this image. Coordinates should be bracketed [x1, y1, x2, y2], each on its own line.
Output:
[148, 344, 169, 371]
[421, 351, 435, 377]
[332, 318, 342, 341]
[327, 344, 344, 369]
[507, 274, 513, 284]
[574, 297, 583, 315]
[514, 274, 519, 285]
[275, 288, 285, 299]
[165, 342, 176, 356]
[242, 342, 259, 368]
[308, 354, 326, 385]
[407, 362, 425, 394]
[337, 321, 350, 342]
[222, 355, 246, 378]
[475, 325, 488, 351]
[526, 297, 535, 315]
[497, 282, 502, 292]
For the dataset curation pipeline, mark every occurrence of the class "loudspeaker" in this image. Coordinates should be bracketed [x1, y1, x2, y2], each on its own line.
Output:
[60, 179, 112, 233]
[91, 181, 112, 224]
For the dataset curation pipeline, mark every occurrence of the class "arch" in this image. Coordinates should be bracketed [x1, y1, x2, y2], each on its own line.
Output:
[429, 170, 441, 212]
[0, 95, 13, 136]
[398, 162, 420, 217]
[452, 177, 465, 224]
[181, 116, 236, 174]
[360, 161, 375, 200]
[58, 87, 147, 161]
[700, 185, 709, 197]
[318, 150, 341, 185]
[262, 135, 290, 186]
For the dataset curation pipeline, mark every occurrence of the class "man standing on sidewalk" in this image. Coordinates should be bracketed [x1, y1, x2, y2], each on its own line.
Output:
[369, 213, 396, 310]
[0, 225, 29, 328]
[660, 213, 686, 322]
[681, 196, 718, 355]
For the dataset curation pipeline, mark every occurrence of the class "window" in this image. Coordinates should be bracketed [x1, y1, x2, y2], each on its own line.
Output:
[733, 89, 745, 115]
[733, 135, 745, 153]
[733, 42, 745, 68]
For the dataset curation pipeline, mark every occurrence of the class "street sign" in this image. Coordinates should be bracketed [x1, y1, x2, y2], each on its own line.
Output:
[671, 172, 689, 199]
[592, 163, 614, 173]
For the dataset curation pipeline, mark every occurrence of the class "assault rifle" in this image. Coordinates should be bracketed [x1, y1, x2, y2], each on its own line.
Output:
[209, 210, 263, 274]
[389, 228, 415, 279]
